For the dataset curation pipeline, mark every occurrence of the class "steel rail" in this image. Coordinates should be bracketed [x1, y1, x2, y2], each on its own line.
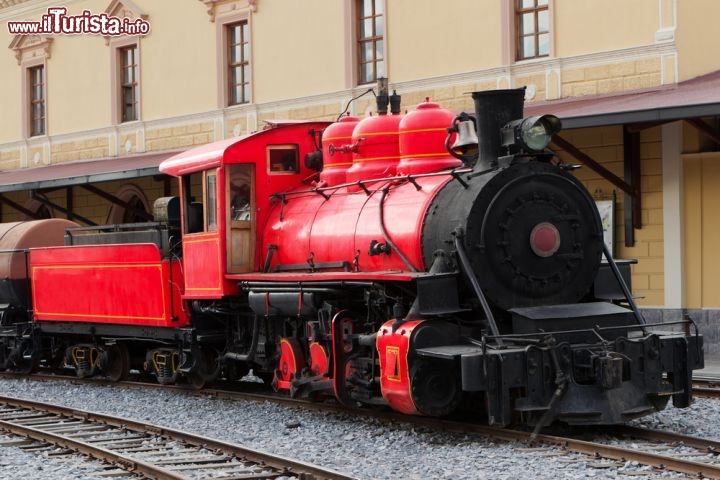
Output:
[694, 386, 720, 399]
[693, 378, 720, 399]
[614, 425, 720, 452]
[360, 413, 720, 478]
[531, 430, 720, 479]
[386, 417, 720, 479]
[0, 417, 183, 479]
[0, 394, 355, 480]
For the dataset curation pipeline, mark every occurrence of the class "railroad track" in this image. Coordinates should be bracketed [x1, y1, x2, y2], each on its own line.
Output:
[389, 416, 720, 478]
[4, 371, 720, 478]
[0, 394, 353, 480]
[693, 377, 720, 399]
[533, 425, 720, 479]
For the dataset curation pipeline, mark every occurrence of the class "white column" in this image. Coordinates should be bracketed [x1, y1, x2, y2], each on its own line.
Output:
[662, 121, 683, 308]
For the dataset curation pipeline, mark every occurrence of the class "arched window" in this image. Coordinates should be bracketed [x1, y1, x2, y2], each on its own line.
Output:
[35, 204, 52, 219]
[22, 199, 53, 220]
[106, 184, 150, 224]
[122, 194, 148, 223]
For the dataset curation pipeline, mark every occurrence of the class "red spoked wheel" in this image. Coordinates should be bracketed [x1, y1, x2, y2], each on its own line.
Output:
[309, 342, 328, 377]
[274, 338, 305, 392]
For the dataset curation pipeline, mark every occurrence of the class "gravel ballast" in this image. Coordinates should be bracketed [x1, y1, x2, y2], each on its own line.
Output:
[0, 377, 709, 479]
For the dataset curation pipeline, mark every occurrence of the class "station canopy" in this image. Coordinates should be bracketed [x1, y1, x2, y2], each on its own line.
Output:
[0, 151, 179, 193]
[524, 69, 720, 128]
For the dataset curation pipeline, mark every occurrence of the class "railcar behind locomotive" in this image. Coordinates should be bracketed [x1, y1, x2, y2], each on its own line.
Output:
[0, 88, 703, 427]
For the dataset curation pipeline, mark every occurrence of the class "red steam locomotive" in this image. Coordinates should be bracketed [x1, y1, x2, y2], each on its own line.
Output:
[0, 88, 703, 427]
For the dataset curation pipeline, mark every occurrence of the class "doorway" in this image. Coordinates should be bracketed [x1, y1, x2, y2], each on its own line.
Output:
[226, 163, 255, 273]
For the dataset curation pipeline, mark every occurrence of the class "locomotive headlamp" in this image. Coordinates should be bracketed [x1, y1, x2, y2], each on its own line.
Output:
[501, 115, 561, 153]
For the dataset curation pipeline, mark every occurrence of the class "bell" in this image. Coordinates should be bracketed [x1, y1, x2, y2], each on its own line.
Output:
[451, 118, 479, 151]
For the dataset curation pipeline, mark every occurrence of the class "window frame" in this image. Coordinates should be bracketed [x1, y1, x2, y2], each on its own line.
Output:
[515, 0, 551, 61]
[355, 0, 385, 86]
[28, 64, 46, 137]
[206, 172, 218, 232]
[227, 20, 250, 106]
[182, 170, 219, 234]
[216, 11, 252, 109]
[9, 34, 52, 139]
[267, 145, 300, 175]
[108, 36, 141, 125]
[119, 44, 139, 123]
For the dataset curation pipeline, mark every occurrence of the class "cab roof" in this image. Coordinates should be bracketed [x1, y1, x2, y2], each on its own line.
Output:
[159, 121, 329, 177]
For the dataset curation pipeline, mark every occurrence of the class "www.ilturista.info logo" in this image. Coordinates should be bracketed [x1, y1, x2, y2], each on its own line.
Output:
[7, 7, 151, 35]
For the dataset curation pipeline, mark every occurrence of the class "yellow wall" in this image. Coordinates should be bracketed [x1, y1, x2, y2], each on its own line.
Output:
[0, 35, 21, 143]
[556, 125, 665, 306]
[676, 1, 720, 81]
[45, 1, 110, 136]
[0, 4, 33, 143]
[683, 153, 720, 308]
[387, 0, 499, 82]
[554, 0, 659, 57]
[139, 0, 216, 120]
[4, 0, 718, 145]
[251, 0, 346, 102]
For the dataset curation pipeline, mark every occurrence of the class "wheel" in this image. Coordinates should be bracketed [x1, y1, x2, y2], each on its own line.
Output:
[103, 344, 130, 382]
[410, 360, 462, 417]
[8, 353, 38, 375]
[273, 338, 304, 392]
[184, 347, 220, 390]
[8, 340, 38, 374]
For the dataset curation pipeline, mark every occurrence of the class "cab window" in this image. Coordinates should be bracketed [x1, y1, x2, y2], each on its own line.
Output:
[228, 165, 253, 221]
[206, 173, 217, 231]
[267, 145, 299, 174]
[182, 169, 218, 234]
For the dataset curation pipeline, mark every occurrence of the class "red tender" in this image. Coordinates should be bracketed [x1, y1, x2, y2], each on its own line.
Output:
[30, 243, 187, 327]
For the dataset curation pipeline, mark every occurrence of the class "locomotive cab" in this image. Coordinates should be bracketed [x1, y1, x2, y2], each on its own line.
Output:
[180, 161, 262, 274]
[159, 123, 331, 299]
[178, 164, 257, 297]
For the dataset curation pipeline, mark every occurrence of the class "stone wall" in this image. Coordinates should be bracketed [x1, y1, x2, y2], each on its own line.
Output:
[642, 308, 720, 359]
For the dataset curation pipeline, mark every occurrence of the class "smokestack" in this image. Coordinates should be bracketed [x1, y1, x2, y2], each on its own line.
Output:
[471, 88, 525, 170]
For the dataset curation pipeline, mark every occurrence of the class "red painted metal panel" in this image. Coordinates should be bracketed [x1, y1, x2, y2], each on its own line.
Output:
[182, 232, 224, 297]
[227, 270, 418, 282]
[319, 116, 359, 186]
[262, 175, 450, 274]
[307, 190, 370, 268]
[346, 114, 402, 184]
[30, 244, 187, 326]
[397, 100, 462, 175]
[263, 195, 322, 269]
[376, 319, 421, 415]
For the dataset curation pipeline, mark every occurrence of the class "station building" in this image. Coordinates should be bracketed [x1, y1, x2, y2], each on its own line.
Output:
[1, 0, 720, 352]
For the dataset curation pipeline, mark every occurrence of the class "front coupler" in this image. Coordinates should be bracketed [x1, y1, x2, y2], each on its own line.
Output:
[459, 328, 703, 426]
